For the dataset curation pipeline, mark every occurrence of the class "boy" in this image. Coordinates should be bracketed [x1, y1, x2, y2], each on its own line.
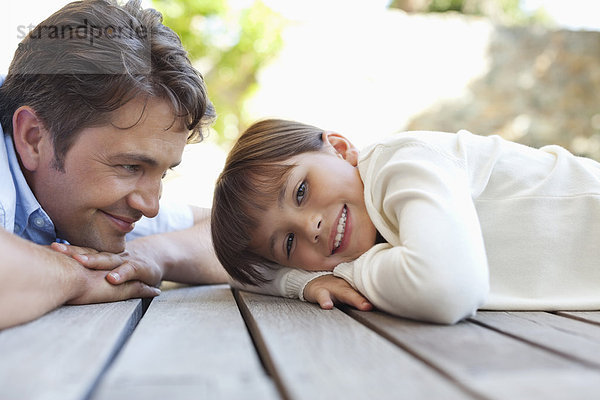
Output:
[212, 119, 600, 324]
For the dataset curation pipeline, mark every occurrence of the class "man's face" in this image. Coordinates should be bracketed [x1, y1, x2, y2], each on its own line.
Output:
[249, 143, 377, 271]
[29, 97, 188, 252]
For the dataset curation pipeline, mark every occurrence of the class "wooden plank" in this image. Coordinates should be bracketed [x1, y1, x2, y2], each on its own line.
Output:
[92, 285, 277, 400]
[0, 300, 142, 400]
[471, 311, 600, 368]
[558, 311, 600, 326]
[345, 308, 600, 400]
[237, 291, 472, 400]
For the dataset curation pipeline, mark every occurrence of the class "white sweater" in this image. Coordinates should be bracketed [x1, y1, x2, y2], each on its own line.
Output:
[245, 131, 600, 324]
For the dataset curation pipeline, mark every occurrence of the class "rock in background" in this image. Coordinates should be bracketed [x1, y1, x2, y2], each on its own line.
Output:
[249, 8, 600, 160]
[407, 24, 600, 160]
[164, 7, 600, 206]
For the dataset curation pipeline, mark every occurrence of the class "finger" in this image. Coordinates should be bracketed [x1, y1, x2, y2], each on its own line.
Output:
[314, 289, 334, 310]
[106, 262, 162, 287]
[118, 280, 162, 300]
[50, 242, 68, 253]
[334, 289, 373, 311]
[73, 252, 125, 270]
[50, 242, 84, 256]
[68, 280, 161, 305]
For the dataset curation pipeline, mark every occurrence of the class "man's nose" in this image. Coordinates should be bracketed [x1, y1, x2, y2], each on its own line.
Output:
[128, 177, 162, 218]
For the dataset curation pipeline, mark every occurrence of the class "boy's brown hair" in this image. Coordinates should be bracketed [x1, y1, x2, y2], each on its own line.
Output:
[211, 119, 325, 284]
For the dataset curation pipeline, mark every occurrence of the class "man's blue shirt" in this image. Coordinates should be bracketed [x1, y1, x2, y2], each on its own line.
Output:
[1, 127, 58, 244]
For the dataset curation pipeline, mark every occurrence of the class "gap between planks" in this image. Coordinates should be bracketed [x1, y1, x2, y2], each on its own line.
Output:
[233, 288, 291, 400]
[468, 311, 600, 370]
[340, 308, 600, 400]
[555, 311, 600, 327]
[82, 298, 152, 400]
[338, 305, 490, 400]
[235, 292, 473, 400]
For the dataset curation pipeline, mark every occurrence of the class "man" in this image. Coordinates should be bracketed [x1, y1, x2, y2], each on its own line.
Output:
[0, 0, 369, 329]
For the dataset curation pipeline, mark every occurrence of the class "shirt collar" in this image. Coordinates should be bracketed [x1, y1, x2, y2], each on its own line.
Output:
[4, 134, 57, 241]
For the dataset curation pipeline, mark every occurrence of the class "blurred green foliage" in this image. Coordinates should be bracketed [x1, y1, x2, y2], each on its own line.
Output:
[391, 0, 552, 26]
[152, 0, 285, 144]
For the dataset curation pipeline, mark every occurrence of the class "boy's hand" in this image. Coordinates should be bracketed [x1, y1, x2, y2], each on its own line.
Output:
[303, 275, 373, 311]
[50, 242, 163, 287]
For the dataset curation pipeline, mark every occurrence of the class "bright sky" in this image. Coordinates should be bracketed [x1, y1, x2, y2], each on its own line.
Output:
[521, 0, 600, 31]
[3, 0, 599, 74]
[2, 0, 599, 206]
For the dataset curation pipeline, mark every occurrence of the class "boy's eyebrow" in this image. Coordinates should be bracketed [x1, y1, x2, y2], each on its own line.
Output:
[269, 166, 296, 259]
[269, 235, 277, 260]
[277, 168, 295, 208]
[277, 184, 288, 208]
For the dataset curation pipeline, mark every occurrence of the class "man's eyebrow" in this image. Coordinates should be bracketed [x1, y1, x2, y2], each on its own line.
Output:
[112, 152, 181, 168]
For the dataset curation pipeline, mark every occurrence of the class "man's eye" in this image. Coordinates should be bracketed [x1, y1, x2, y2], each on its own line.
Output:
[296, 181, 307, 205]
[286, 233, 295, 257]
[121, 165, 139, 173]
[162, 167, 177, 180]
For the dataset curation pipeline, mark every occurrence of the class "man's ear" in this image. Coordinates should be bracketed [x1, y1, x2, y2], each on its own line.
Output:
[322, 131, 359, 166]
[11, 106, 49, 172]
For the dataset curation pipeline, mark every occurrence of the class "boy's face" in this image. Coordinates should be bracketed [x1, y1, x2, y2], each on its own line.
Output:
[249, 133, 377, 271]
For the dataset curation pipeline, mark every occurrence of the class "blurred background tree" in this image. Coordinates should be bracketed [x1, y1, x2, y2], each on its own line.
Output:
[144, 0, 599, 207]
[3, 0, 598, 209]
[152, 0, 284, 144]
[390, 0, 551, 26]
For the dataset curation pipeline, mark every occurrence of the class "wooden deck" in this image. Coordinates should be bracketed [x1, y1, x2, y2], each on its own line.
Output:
[1, 284, 600, 400]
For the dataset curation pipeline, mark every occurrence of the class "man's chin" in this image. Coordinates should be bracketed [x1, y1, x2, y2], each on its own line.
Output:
[71, 236, 127, 254]
[100, 242, 127, 254]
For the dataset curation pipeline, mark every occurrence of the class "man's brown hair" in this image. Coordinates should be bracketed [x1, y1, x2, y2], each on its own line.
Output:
[0, 0, 214, 169]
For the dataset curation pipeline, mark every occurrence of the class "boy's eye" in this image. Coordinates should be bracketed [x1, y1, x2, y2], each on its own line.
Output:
[296, 181, 307, 205]
[286, 233, 295, 258]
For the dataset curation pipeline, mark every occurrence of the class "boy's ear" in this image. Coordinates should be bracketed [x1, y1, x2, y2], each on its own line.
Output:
[322, 132, 359, 166]
[11, 106, 49, 172]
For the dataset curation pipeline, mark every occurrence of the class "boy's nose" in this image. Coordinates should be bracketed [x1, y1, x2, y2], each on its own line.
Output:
[305, 214, 322, 243]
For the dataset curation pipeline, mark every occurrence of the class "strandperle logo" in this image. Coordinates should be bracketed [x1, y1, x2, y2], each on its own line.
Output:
[13, 18, 151, 74]
[17, 18, 148, 47]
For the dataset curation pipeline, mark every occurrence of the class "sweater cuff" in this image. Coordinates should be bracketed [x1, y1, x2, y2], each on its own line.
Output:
[333, 262, 358, 290]
[281, 269, 333, 301]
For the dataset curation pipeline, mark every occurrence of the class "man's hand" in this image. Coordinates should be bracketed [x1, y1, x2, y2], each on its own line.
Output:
[51, 210, 229, 288]
[0, 229, 162, 330]
[50, 242, 163, 287]
[66, 261, 162, 305]
[303, 274, 373, 311]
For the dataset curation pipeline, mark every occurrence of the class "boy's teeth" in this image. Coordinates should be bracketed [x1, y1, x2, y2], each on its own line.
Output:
[333, 206, 347, 250]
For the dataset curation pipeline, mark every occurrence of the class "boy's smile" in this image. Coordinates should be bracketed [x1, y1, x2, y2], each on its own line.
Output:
[249, 133, 377, 271]
[332, 204, 348, 253]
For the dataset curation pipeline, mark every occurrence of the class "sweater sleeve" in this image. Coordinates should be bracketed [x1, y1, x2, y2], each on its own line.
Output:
[229, 266, 332, 300]
[334, 141, 489, 324]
